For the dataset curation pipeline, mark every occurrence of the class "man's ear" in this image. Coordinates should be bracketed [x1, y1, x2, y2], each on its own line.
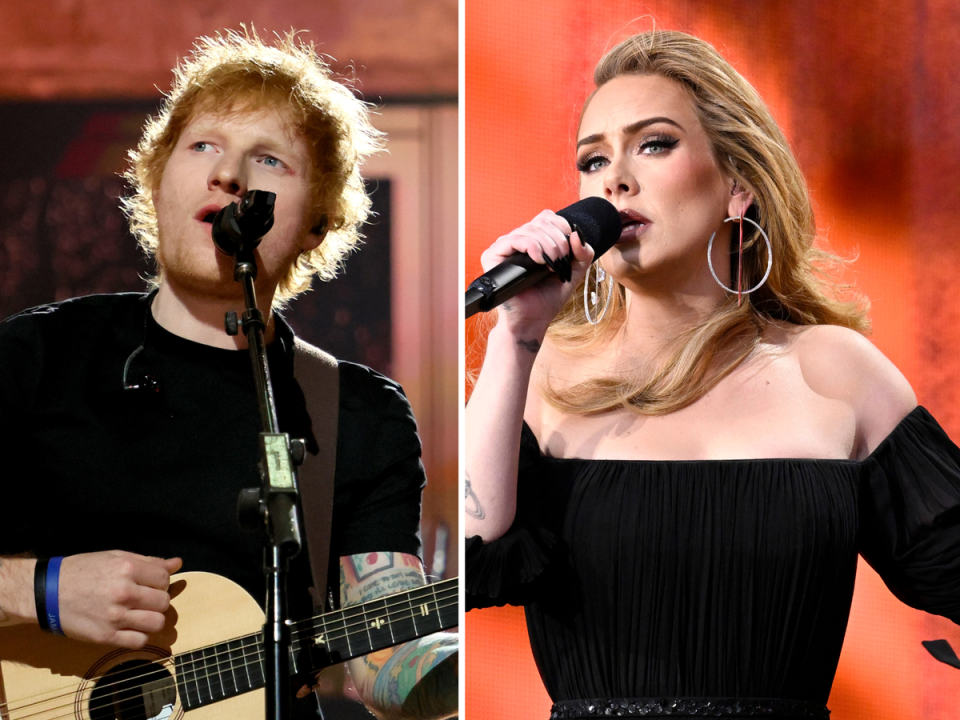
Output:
[302, 214, 329, 251]
[727, 180, 754, 219]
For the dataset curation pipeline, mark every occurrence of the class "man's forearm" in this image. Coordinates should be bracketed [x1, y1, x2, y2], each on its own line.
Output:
[0, 556, 37, 625]
[340, 552, 458, 720]
[350, 632, 458, 720]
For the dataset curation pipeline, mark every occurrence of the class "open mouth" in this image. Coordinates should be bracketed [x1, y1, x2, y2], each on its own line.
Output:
[196, 204, 222, 225]
[618, 210, 651, 242]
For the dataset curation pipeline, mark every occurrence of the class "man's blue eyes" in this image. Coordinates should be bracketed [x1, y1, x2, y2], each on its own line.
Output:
[190, 143, 285, 169]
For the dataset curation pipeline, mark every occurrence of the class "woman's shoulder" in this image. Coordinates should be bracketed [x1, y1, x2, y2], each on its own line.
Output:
[771, 322, 917, 457]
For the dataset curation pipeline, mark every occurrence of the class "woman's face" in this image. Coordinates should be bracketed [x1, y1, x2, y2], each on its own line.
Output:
[577, 74, 745, 291]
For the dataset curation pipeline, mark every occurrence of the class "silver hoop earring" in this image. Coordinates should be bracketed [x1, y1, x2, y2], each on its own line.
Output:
[707, 216, 773, 296]
[583, 260, 612, 325]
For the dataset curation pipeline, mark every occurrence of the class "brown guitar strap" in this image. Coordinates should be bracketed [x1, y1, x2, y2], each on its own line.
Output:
[293, 337, 339, 612]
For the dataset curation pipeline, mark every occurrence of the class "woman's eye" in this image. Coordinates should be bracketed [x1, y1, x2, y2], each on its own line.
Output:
[576, 154, 608, 174]
[639, 136, 680, 155]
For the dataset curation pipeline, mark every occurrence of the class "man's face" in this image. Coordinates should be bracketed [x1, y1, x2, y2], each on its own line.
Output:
[152, 106, 322, 301]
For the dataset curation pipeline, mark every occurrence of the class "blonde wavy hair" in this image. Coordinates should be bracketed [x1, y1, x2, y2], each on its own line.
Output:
[543, 29, 870, 416]
[123, 27, 384, 307]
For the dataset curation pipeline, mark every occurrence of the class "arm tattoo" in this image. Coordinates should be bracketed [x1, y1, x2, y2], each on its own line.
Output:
[464, 472, 485, 520]
[372, 634, 458, 716]
[342, 552, 423, 605]
[517, 338, 540, 354]
[341, 553, 458, 718]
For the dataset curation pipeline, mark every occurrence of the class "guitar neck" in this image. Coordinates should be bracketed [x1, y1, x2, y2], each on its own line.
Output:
[172, 577, 458, 711]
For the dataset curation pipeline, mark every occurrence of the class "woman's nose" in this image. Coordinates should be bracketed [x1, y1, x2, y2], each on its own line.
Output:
[603, 157, 640, 200]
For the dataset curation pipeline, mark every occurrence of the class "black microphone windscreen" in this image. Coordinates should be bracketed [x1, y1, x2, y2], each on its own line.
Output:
[555, 197, 621, 258]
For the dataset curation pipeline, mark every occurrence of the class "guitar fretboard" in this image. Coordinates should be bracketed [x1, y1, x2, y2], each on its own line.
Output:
[173, 578, 458, 710]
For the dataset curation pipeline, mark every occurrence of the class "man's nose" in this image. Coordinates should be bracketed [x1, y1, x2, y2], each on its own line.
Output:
[208, 155, 247, 196]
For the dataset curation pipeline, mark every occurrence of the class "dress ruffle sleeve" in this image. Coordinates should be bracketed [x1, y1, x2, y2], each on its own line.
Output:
[860, 406, 960, 622]
[466, 421, 557, 610]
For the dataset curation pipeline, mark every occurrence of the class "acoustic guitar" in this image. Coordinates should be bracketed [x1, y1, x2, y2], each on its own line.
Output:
[0, 571, 457, 720]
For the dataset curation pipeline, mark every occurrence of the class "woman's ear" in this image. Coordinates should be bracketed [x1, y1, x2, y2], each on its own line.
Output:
[727, 180, 754, 220]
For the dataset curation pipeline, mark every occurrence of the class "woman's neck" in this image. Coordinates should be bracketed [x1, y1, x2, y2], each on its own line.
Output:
[613, 278, 728, 360]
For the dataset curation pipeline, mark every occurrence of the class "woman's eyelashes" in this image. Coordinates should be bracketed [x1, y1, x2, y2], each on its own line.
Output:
[576, 133, 680, 174]
[576, 152, 608, 174]
[640, 134, 680, 155]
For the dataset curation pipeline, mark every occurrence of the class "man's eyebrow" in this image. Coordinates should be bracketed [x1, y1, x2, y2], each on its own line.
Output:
[252, 138, 289, 153]
[577, 116, 685, 150]
[182, 126, 292, 150]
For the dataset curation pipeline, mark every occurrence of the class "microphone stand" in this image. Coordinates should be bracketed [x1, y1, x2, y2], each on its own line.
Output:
[215, 190, 303, 720]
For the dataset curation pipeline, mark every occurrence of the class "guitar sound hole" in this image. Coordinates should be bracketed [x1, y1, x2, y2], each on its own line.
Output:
[89, 659, 177, 720]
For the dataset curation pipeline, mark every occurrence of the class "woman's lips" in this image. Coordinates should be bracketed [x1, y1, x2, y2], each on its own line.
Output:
[618, 211, 651, 243]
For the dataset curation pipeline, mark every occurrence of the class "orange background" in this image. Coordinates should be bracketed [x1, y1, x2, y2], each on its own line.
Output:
[465, 1, 960, 718]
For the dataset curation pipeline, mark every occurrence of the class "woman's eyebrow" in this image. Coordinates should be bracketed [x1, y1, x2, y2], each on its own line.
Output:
[577, 116, 685, 150]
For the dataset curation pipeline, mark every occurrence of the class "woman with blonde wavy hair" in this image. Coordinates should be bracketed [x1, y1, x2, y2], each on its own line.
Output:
[465, 29, 960, 719]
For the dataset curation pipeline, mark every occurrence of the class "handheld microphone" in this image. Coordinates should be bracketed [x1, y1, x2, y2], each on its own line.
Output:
[464, 197, 621, 318]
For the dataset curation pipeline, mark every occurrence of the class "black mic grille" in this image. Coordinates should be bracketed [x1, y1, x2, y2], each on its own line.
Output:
[555, 196, 621, 258]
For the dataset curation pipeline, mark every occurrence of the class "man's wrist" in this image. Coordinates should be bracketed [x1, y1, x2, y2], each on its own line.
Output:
[0, 557, 39, 625]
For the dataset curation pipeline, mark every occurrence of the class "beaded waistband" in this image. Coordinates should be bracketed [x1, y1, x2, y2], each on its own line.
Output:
[550, 698, 829, 719]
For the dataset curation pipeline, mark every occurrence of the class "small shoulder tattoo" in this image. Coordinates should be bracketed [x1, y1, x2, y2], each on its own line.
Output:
[517, 338, 540, 354]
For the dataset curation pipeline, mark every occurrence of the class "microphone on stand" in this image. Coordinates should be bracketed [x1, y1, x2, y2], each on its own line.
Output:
[464, 197, 622, 319]
[212, 190, 276, 256]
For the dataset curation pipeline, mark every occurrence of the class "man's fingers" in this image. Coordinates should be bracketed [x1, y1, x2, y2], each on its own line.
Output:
[143, 555, 183, 573]
[138, 554, 183, 573]
[129, 585, 172, 614]
[123, 608, 168, 635]
[132, 557, 180, 590]
[111, 629, 150, 650]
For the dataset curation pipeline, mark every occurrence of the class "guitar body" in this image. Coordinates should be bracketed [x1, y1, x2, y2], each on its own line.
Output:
[0, 572, 264, 720]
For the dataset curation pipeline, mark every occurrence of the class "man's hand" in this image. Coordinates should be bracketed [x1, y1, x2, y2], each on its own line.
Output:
[0, 550, 181, 649]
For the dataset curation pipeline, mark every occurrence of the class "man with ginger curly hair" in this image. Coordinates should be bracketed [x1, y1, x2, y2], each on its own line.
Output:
[0, 29, 456, 720]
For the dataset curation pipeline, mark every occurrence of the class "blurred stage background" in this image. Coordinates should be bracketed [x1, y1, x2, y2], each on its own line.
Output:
[465, 1, 960, 719]
[0, 1, 456, 714]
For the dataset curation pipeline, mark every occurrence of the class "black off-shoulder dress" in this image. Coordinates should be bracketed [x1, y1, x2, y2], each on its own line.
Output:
[466, 407, 960, 719]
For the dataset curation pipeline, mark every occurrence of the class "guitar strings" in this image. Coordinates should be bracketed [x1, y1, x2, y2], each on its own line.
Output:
[2, 592, 458, 720]
[0, 581, 456, 714]
[0, 585, 458, 719]
[0, 591, 458, 720]
[0, 588, 457, 720]
[0, 589, 458, 720]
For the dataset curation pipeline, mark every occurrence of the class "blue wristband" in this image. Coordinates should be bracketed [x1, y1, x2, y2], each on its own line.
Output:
[44, 556, 64, 636]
